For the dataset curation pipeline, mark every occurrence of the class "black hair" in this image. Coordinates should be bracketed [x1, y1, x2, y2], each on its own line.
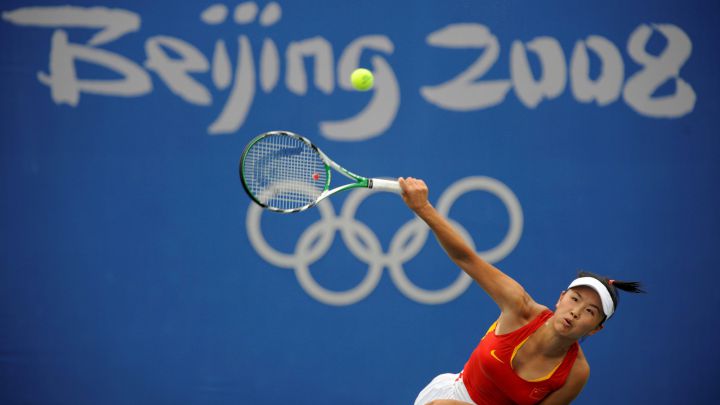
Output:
[575, 270, 646, 325]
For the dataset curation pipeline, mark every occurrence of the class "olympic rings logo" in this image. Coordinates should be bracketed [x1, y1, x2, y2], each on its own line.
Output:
[246, 176, 523, 305]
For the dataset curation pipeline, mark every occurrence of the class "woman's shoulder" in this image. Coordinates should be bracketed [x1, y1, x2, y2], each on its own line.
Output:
[495, 303, 551, 334]
[527, 302, 551, 319]
[570, 346, 590, 380]
[575, 345, 588, 365]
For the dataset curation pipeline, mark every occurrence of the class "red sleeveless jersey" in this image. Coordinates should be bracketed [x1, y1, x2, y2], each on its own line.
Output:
[462, 310, 579, 405]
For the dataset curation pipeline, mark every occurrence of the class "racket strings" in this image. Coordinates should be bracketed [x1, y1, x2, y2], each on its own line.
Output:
[242, 134, 327, 211]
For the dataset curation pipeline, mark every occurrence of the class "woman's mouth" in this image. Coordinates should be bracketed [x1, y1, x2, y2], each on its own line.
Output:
[563, 318, 573, 328]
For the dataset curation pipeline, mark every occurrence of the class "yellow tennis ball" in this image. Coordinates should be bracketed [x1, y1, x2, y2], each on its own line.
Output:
[350, 68, 374, 91]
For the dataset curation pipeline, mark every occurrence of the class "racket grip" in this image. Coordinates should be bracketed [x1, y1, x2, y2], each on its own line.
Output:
[370, 178, 401, 193]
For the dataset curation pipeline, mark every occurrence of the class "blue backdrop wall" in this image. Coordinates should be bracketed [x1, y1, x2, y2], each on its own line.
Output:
[2, 1, 719, 404]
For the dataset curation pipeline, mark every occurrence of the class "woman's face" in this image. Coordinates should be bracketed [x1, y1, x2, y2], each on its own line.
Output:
[553, 286, 605, 339]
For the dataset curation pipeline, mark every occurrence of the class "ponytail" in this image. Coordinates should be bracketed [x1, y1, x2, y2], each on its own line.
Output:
[609, 279, 646, 294]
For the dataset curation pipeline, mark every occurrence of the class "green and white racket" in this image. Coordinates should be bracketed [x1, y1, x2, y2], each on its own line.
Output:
[239, 131, 401, 213]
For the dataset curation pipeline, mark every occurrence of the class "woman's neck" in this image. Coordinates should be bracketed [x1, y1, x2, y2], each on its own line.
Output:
[533, 319, 577, 358]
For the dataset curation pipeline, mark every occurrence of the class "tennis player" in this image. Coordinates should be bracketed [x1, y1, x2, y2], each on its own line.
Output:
[398, 177, 644, 405]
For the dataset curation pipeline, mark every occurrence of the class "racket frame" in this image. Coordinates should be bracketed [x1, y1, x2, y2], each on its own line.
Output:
[240, 131, 391, 213]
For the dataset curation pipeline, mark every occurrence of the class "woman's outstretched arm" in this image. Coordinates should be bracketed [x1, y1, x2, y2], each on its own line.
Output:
[399, 177, 536, 317]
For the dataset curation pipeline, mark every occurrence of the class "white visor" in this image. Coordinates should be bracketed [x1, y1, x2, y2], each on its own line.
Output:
[567, 277, 614, 319]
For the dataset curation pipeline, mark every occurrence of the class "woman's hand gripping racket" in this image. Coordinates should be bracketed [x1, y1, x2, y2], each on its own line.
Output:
[239, 131, 401, 213]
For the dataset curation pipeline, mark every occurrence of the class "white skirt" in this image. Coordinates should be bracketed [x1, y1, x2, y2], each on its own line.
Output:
[414, 372, 477, 405]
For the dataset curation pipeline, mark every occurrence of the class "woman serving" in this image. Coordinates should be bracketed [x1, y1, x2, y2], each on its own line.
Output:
[399, 177, 644, 405]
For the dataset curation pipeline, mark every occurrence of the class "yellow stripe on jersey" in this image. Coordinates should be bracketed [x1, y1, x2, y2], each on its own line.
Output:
[511, 336, 562, 382]
[484, 320, 499, 337]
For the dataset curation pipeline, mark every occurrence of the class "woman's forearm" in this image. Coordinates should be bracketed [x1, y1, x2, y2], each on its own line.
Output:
[414, 202, 477, 266]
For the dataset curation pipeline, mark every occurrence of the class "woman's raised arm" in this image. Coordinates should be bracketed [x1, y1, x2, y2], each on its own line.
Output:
[399, 177, 536, 317]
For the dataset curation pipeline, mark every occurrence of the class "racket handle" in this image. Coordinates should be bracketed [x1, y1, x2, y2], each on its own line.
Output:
[370, 178, 401, 193]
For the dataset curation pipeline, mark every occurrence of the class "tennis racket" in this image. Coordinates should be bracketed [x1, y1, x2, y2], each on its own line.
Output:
[239, 131, 401, 213]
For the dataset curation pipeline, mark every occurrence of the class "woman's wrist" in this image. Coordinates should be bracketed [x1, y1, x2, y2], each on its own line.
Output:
[412, 201, 435, 218]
